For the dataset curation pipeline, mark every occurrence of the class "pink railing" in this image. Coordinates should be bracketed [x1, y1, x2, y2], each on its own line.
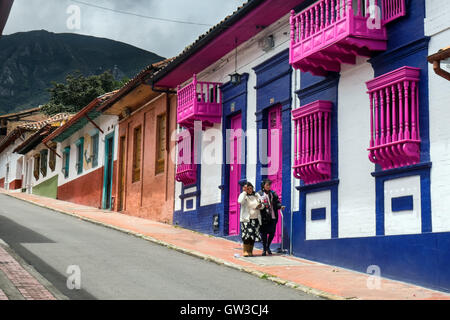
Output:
[382, 0, 406, 24]
[290, 0, 371, 45]
[292, 100, 332, 185]
[177, 74, 222, 128]
[366, 66, 421, 170]
[175, 129, 197, 185]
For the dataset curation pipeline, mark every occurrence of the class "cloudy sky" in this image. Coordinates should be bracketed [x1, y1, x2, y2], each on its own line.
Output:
[4, 0, 247, 58]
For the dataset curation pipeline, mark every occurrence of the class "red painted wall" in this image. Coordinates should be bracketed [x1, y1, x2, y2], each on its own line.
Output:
[9, 179, 22, 190]
[0, 177, 4, 189]
[58, 166, 104, 208]
[57, 161, 117, 209]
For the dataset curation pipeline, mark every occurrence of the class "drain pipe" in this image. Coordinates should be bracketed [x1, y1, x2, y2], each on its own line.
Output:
[432, 60, 450, 81]
[428, 47, 450, 81]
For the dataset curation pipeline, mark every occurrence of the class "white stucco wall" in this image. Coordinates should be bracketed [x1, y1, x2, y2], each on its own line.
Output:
[23, 143, 61, 193]
[0, 138, 27, 190]
[426, 0, 450, 232]
[338, 57, 377, 238]
[57, 114, 118, 186]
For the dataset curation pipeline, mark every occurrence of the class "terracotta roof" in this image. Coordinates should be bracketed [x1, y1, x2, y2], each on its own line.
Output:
[0, 106, 42, 119]
[42, 91, 117, 144]
[0, 112, 74, 154]
[98, 58, 174, 113]
[0, 125, 36, 154]
[19, 113, 73, 130]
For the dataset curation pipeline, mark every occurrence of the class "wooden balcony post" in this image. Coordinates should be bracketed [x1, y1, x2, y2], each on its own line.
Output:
[386, 87, 391, 143]
[290, 10, 295, 44]
[391, 85, 397, 141]
[369, 92, 374, 147]
[411, 81, 417, 140]
[404, 80, 410, 140]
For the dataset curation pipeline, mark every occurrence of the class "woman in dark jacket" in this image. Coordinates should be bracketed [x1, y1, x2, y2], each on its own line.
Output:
[257, 179, 284, 256]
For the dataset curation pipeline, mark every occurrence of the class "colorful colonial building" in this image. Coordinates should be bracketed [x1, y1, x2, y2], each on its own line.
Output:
[42, 92, 118, 209]
[100, 60, 177, 223]
[149, 0, 450, 292]
[13, 113, 72, 198]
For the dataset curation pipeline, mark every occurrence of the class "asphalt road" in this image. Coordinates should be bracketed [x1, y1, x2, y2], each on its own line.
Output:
[0, 194, 321, 300]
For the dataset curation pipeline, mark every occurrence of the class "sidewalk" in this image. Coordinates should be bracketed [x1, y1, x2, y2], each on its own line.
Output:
[1, 189, 450, 300]
[0, 240, 57, 300]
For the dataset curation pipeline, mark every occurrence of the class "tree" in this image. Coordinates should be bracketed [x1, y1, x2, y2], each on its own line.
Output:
[41, 71, 129, 116]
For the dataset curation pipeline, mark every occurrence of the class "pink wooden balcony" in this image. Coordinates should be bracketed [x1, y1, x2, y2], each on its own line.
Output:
[366, 66, 421, 170]
[292, 100, 332, 185]
[177, 74, 222, 128]
[382, 0, 406, 25]
[175, 129, 197, 185]
[289, 0, 388, 76]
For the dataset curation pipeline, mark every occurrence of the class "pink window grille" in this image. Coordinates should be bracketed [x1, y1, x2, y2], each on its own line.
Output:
[175, 129, 197, 185]
[366, 66, 421, 170]
[292, 100, 332, 185]
[177, 74, 222, 129]
[382, 0, 406, 25]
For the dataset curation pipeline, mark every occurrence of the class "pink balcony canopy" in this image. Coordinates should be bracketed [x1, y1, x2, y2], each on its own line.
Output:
[292, 100, 333, 185]
[366, 66, 421, 170]
[177, 74, 222, 129]
[289, 0, 389, 76]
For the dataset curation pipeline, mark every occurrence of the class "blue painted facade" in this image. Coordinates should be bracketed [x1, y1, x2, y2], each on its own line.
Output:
[253, 49, 292, 247]
[171, 0, 450, 293]
[290, 0, 450, 292]
[173, 74, 250, 236]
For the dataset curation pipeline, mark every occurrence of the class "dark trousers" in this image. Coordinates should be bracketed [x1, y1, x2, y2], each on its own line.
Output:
[260, 219, 277, 251]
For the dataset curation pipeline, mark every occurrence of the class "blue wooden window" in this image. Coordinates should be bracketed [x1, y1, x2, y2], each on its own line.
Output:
[391, 195, 414, 212]
[311, 207, 327, 221]
[92, 134, 99, 168]
[75, 138, 84, 175]
[63, 146, 70, 178]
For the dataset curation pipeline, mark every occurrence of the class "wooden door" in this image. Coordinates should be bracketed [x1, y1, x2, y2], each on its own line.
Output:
[228, 113, 242, 236]
[268, 105, 282, 244]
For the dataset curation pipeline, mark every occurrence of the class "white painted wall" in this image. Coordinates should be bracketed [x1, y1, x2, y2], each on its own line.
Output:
[57, 115, 118, 186]
[0, 138, 27, 190]
[426, 0, 450, 232]
[384, 175, 422, 235]
[337, 57, 377, 238]
[23, 143, 61, 193]
[306, 190, 331, 240]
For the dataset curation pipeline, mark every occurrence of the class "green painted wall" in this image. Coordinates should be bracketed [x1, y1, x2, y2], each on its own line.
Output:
[32, 175, 58, 199]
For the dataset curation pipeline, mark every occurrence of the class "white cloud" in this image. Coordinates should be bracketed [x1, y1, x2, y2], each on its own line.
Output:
[3, 0, 247, 57]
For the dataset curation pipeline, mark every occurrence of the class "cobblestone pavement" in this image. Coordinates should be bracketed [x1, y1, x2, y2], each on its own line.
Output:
[0, 244, 56, 300]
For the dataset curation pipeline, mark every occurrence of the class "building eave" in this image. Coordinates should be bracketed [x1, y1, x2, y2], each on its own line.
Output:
[152, 0, 303, 88]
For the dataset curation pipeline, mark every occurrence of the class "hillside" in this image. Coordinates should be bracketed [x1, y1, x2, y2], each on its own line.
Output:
[0, 30, 165, 114]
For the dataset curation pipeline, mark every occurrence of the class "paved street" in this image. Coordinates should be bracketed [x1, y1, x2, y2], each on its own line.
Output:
[0, 194, 321, 300]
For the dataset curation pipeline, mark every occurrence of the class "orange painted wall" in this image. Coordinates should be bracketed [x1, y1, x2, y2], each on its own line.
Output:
[58, 161, 117, 209]
[114, 93, 176, 224]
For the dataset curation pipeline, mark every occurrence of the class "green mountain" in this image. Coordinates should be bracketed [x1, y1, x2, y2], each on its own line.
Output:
[0, 30, 165, 115]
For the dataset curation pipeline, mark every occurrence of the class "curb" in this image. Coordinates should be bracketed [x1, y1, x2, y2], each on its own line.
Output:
[0, 241, 68, 300]
[1, 192, 345, 300]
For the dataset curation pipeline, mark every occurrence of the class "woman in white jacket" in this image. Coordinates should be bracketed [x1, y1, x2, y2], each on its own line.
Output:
[238, 182, 262, 257]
